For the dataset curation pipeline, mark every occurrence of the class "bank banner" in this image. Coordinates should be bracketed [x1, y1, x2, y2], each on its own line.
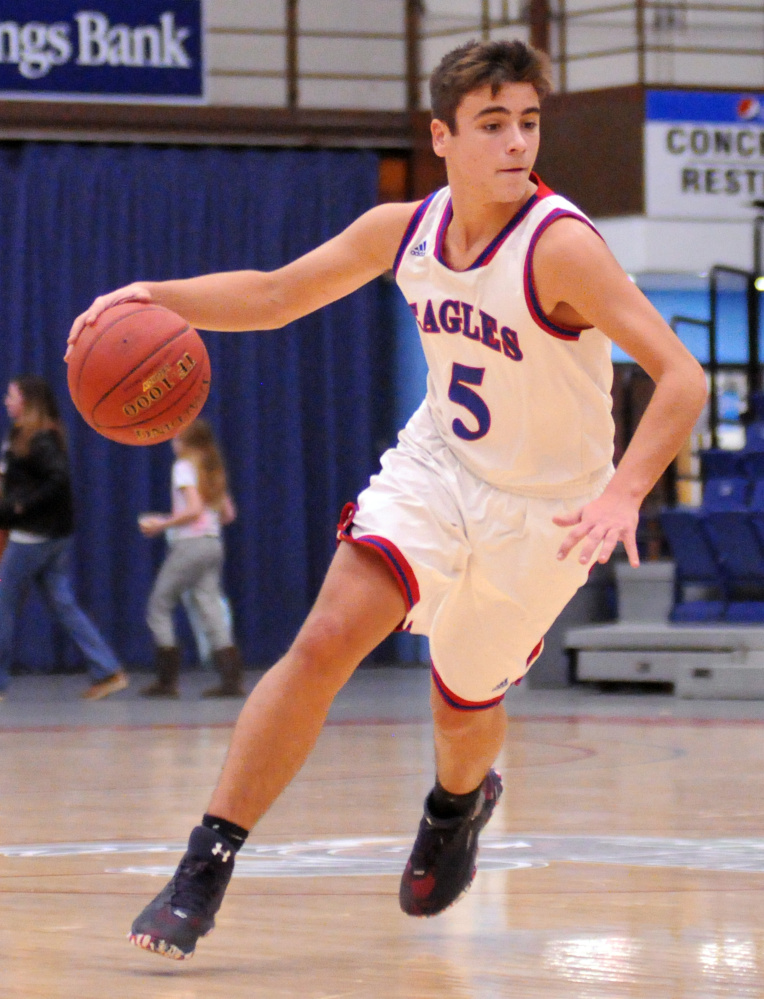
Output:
[645, 90, 764, 220]
[0, 1, 203, 102]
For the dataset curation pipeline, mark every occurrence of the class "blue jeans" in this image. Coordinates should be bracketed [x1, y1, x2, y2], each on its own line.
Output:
[0, 537, 121, 692]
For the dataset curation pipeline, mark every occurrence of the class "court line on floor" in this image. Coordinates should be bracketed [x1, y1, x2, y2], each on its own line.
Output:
[2, 713, 764, 735]
[5, 834, 764, 878]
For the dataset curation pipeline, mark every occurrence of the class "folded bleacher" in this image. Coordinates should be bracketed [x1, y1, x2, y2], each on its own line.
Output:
[660, 395, 764, 623]
[564, 394, 764, 697]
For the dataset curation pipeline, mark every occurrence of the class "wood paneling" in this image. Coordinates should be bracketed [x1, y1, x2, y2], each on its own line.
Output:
[0, 86, 648, 220]
[534, 85, 645, 218]
[0, 100, 412, 149]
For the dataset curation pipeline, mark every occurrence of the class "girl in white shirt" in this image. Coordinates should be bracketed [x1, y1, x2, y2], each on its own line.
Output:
[138, 419, 244, 698]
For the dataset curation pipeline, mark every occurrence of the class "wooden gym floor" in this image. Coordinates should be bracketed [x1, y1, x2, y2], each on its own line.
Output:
[2, 666, 764, 998]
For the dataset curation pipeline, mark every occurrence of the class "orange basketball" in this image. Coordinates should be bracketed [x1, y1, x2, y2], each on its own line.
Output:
[67, 302, 211, 446]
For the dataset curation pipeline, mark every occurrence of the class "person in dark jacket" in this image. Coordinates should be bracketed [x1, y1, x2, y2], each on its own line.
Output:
[0, 376, 129, 700]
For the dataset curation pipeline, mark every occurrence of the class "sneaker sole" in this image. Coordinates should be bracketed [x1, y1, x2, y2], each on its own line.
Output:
[128, 931, 195, 960]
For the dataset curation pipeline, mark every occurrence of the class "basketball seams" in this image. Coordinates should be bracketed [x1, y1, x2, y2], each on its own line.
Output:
[80, 318, 191, 414]
[96, 361, 209, 434]
[67, 303, 210, 445]
[90, 325, 195, 422]
[109, 360, 210, 443]
[71, 305, 187, 408]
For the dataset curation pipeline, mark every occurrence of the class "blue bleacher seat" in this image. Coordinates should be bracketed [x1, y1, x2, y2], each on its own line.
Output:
[742, 451, 764, 481]
[699, 449, 746, 480]
[705, 509, 764, 585]
[750, 479, 764, 511]
[702, 477, 764, 622]
[659, 508, 727, 621]
[701, 476, 749, 511]
[748, 391, 764, 423]
[724, 602, 764, 623]
[749, 479, 764, 554]
[745, 422, 764, 451]
[661, 442, 764, 621]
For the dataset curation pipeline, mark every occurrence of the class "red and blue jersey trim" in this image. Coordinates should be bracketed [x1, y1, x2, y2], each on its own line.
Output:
[392, 191, 439, 277]
[336, 502, 420, 613]
[433, 172, 554, 271]
[526, 637, 544, 668]
[431, 662, 507, 711]
[431, 637, 545, 710]
[523, 208, 602, 341]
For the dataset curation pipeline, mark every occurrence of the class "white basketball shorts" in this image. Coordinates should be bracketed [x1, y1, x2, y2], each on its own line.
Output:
[338, 411, 611, 709]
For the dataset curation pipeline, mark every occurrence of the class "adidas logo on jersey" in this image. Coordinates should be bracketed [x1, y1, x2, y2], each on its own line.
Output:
[410, 240, 427, 257]
[491, 678, 509, 692]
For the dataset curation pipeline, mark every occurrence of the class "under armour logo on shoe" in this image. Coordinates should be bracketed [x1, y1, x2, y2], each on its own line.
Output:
[211, 842, 231, 863]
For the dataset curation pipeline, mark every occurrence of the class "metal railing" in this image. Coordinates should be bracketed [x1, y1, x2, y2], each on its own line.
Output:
[670, 263, 760, 450]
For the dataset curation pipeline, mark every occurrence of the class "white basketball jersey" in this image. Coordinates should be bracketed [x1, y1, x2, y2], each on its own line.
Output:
[393, 175, 614, 496]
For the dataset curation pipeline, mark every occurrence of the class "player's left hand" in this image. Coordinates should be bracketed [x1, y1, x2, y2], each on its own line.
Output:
[553, 490, 640, 567]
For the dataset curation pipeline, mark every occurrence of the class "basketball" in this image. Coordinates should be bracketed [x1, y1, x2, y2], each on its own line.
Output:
[67, 302, 211, 445]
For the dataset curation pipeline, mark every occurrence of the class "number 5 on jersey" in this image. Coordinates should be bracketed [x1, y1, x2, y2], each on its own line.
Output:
[448, 363, 491, 441]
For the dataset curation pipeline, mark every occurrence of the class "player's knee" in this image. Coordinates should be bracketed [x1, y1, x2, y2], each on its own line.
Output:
[289, 611, 361, 678]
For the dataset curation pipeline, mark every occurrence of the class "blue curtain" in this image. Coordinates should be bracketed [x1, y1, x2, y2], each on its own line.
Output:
[0, 142, 382, 671]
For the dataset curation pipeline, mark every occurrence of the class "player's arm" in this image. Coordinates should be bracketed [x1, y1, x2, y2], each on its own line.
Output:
[533, 217, 708, 567]
[66, 201, 419, 358]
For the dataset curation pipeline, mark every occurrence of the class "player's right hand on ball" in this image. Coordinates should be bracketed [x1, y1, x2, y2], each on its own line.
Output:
[65, 283, 153, 361]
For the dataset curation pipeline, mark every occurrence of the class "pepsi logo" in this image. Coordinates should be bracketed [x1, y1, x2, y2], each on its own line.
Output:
[737, 96, 761, 121]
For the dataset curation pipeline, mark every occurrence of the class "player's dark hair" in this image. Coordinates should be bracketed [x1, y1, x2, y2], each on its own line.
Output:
[430, 39, 552, 133]
[176, 418, 228, 509]
[8, 375, 66, 454]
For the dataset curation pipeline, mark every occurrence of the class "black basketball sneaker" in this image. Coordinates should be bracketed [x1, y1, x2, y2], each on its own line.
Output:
[399, 769, 503, 917]
[129, 825, 236, 959]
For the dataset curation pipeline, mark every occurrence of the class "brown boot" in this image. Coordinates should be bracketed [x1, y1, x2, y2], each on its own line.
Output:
[141, 646, 181, 698]
[203, 646, 245, 697]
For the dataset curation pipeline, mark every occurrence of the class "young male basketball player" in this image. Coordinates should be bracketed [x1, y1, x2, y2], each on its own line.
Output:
[67, 39, 707, 959]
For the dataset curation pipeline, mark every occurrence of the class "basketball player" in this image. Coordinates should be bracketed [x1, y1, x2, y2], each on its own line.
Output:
[67, 39, 707, 959]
